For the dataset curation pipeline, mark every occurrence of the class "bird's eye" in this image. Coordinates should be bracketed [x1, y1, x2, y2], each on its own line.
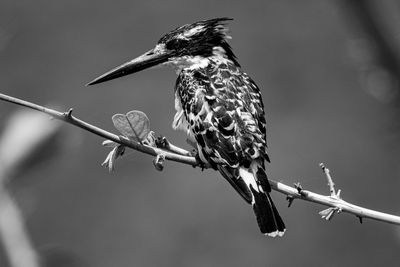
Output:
[165, 39, 189, 50]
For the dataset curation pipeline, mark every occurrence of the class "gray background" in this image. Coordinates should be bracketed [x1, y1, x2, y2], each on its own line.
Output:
[1, 0, 400, 266]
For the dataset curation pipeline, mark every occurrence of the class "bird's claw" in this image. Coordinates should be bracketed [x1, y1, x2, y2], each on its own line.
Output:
[155, 135, 169, 149]
[286, 195, 295, 207]
[191, 150, 205, 170]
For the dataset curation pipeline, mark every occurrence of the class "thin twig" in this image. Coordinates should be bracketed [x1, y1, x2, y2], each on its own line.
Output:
[0, 93, 197, 167]
[155, 136, 192, 157]
[1, 92, 400, 226]
[271, 180, 400, 225]
[320, 163, 337, 197]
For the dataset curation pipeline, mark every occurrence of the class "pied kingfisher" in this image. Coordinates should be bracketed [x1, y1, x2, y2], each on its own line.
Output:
[88, 18, 285, 237]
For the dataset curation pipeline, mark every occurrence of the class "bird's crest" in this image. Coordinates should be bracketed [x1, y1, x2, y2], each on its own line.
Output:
[157, 18, 239, 66]
[158, 18, 232, 43]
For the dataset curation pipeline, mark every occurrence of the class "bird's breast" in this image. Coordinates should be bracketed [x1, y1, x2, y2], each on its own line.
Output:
[172, 90, 197, 142]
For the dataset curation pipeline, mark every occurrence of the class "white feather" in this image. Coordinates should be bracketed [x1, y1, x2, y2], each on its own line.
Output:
[239, 168, 258, 194]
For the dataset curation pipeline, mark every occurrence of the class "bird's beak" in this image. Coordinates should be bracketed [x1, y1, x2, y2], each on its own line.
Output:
[87, 47, 171, 86]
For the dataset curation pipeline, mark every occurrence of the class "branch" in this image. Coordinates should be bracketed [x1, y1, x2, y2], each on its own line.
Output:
[320, 162, 337, 197]
[1, 92, 400, 226]
[0, 92, 197, 167]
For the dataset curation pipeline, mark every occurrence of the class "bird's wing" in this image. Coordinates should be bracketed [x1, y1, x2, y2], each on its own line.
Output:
[188, 61, 269, 165]
[239, 69, 270, 162]
[176, 62, 270, 202]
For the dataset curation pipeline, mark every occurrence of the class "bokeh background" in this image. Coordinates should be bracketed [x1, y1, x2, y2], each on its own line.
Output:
[1, 0, 400, 266]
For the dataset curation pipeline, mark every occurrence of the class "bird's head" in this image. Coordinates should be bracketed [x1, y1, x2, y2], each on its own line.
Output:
[87, 18, 238, 85]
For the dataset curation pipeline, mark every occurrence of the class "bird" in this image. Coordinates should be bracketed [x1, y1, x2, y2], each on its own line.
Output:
[87, 18, 286, 237]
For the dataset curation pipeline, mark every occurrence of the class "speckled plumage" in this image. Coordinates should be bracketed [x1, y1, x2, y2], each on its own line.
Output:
[173, 54, 285, 236]
[173, 55, 269, 195]
[174, 59, 268, 167]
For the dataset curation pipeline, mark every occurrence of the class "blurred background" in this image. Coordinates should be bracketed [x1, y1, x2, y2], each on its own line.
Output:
[1, 0, 400, 266]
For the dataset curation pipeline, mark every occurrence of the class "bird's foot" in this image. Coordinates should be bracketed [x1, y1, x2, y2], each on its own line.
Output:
[154, 135, 169, 149]
[191, 149, 206, 171]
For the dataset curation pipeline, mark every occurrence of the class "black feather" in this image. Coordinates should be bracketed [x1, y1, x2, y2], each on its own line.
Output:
[250, 185, 286, 235]
[218, 166, 252, 204]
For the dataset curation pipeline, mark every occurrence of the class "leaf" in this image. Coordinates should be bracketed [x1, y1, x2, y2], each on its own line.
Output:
[125, 110, 150, 141]
[319, 207, 341, 221]
[112, 110, 150, 142]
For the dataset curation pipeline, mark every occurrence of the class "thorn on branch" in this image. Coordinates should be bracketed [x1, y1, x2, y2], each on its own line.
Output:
[64, 108, 73, 119]
[336, 189, 341, 199]
[153, 153, 166, 171]
[294, 182, 302, 193]
[294, 182, 307, 196]
[286, 195, 295, 207]
[358, 216, 363, 224]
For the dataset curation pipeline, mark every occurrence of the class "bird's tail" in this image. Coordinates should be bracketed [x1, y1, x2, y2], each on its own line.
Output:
[239, 164, 286, 237]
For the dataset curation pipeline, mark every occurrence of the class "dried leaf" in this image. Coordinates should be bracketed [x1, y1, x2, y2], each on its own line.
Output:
[319, 207, 334, 220]
[101, 144, 125, 172]
[112, 110, 150, 142]
[102, 140, 118, 147]
[319, 207, 341, 221]
[153, 153, 165, 171]
[143, 131, 156, 146]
